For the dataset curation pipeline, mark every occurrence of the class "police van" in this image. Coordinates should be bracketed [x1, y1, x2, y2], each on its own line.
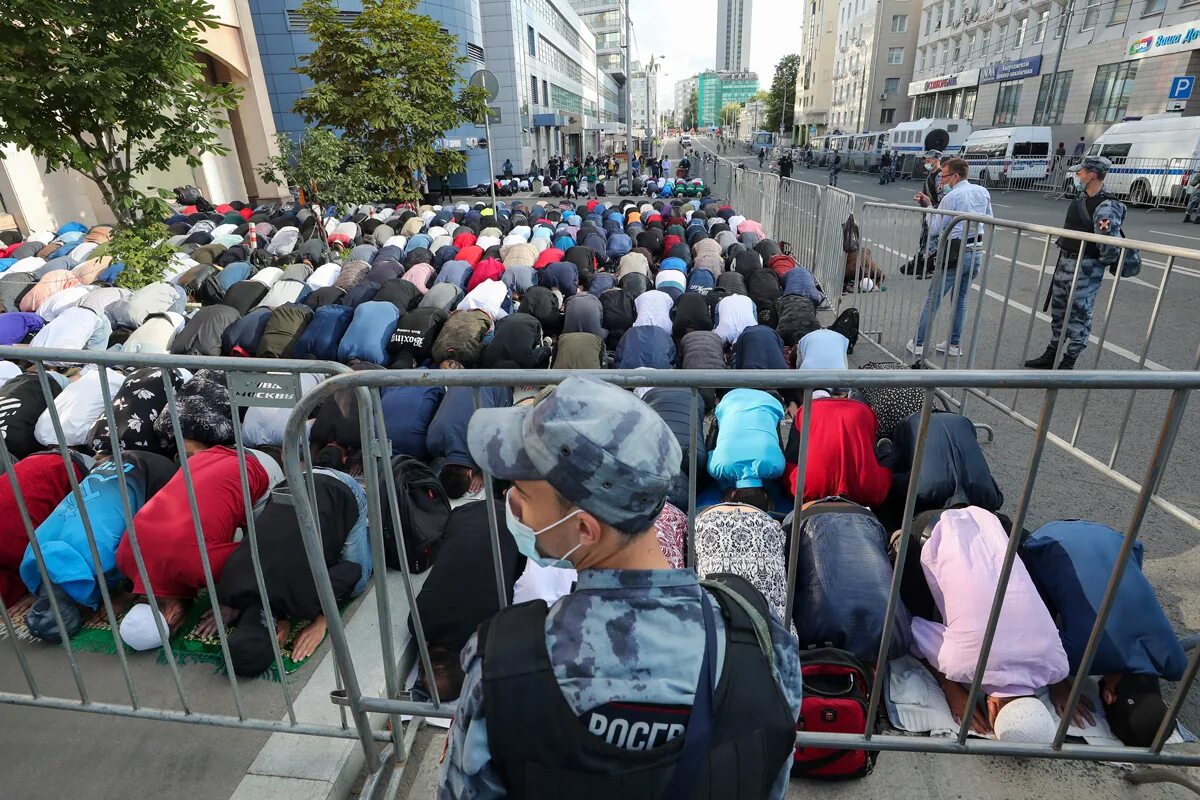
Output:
[886, 118, 973, 157]
[1082, 115, 1200, 205]
[960, 126, 1053, 187]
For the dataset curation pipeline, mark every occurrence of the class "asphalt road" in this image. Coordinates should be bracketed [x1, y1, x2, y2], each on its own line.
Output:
[681, 136, 1200, 739]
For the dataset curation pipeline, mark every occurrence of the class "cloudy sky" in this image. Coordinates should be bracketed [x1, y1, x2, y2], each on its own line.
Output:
[628, 0, 802, 110]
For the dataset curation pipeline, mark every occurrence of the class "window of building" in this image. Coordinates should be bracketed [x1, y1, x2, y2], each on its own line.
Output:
[962, 87, 978, 119]
[953, 39, 961, 61]
[527, 25, 536, 57]
[995, 23, 1006, 53]
[1081, 0, 1101, 27]
[888, 46, 905, 64]
[1109, 0, 1131, 23]
[892, 13, 908, 31]
[531, 74, 539, 105]
[993, 79, 1022, 125]
[542, 79, 549, 107]
[1142, 0, 1164, 13]
[981, 28, 991, 52]
[1014, 16, 1027, 47]
[1087, 61, 1137, 122]
[967, 32, 976, 57]
[467, 42, 485, 62]
[925, 8, 933, 33]
[947, 0, 956, 24]
[880, 108, 896, 124]
[884, 77, 901, 94]
[1034, 9, 1048, 42]
[920, 47, 928, 70]
[1032, 70, 1072, 124]
[941, 41, 950, 64]
[915, 94, 936, 117]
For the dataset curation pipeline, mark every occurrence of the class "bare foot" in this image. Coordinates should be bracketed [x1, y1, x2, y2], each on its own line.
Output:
[8, 594, 35, 618]
[276, 618, 292, 647]
[291, 616, 327, 662]
[942, 680, 991, 734]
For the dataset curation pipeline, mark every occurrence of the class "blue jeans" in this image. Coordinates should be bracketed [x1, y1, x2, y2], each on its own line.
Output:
[915, 248, 980, 347]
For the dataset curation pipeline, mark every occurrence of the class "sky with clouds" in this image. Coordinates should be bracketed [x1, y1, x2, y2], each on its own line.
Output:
[628, 0, 802, 111]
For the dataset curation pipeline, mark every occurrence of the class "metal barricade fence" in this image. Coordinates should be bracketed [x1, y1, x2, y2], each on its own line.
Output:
[774, 178, 824, 273]
[846, 201, 1200, 533]
[815, 186, 856, 306]
[278, 368, 1200, 795]
[0, 348, 399, 756]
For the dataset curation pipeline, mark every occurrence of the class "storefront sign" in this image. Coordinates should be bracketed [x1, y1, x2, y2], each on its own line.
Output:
[980, 56, 1043, 84]
[1128, 21, 1200, 60]
[908, 68, 980, 96]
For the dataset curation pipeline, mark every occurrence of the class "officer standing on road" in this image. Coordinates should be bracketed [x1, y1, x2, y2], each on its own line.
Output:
[1026, 155, 1135, 370]
[903, 149, 943, 277]
[438, 375, 803, 799]
[828, 149, 841, 186]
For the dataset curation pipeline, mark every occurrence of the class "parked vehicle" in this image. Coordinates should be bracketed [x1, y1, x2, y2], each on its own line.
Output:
[846, 131, 892, 172]
[960, 126, 1053, 187]
[886, 118, 973, 157]
[1081, 115, 1200, 205]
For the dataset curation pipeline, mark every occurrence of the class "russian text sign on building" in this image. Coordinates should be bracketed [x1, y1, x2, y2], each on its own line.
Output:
[907, 68, 980, 96]
[980, 56, 1043, 84]
[1127, 22, 1200, 60]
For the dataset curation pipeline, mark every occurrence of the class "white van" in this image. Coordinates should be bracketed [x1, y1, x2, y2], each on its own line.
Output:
[960, 126, 1053, 186]
[1085, 115, 1200, 205]
[680, 134, 692, 148]
[886, 118, 973, 158]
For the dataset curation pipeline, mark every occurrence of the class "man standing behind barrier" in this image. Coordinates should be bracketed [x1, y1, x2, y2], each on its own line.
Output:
[439, 375, 803, 799]
[907, 157, 992, 359]
[1025, 156, 1128, 371]
[903, 150, 943, 277]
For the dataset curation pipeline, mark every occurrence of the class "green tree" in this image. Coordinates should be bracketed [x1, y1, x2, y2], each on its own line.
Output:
[765, 54, 801, 133]
[294, 0, 489, 202]
[683, 89, 700, 130]
[0, 0, 243, 226]
[719, 102, 743, 128]
[257, 130, 378, 212]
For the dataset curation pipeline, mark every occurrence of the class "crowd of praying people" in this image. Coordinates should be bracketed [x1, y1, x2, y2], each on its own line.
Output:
[0, 193, 1185, 749]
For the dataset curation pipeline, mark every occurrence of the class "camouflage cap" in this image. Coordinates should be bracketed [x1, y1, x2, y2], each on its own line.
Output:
[923, 149, 943, 160]
[1078, 155, 1112, 176]
[467, 375, 682, 533]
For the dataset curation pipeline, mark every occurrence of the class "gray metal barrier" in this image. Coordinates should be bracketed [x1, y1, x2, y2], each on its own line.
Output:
[0, 348, 395, 752]
[815, 186, 856, 307]
[847, 201, 1200, 533]
[774, 178, 824, 273]
[280, 368, 1200, 796]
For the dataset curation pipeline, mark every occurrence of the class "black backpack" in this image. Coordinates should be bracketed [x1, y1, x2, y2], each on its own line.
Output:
[829, 307, 860, 354]
[842, 214, 860, 253]
[380, 455, 451, 573]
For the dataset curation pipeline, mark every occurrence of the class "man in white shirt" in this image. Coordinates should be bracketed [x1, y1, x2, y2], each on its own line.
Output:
[908, 157, 993, 358]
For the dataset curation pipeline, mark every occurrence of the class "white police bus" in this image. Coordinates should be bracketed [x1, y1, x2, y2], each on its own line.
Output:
[960, 126, 1053, 187]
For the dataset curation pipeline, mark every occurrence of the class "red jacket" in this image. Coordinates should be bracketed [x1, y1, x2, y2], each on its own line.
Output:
[785, 398, 891, 506]
[0, 453, 83, 604]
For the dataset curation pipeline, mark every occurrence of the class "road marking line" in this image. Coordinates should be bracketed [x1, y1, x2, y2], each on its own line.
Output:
[1150, 229, 1200, 242]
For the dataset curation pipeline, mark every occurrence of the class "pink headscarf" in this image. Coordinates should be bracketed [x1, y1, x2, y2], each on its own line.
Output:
[401, 263, 435, 294]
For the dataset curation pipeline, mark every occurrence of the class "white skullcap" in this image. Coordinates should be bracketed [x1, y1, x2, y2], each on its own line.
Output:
[119, 603, 169, 651]
[993, 697, 1058, 743]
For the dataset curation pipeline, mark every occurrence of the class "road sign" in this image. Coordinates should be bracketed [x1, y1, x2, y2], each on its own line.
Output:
[469, 69, 499, 101]
[1169, 75, 1194, 100]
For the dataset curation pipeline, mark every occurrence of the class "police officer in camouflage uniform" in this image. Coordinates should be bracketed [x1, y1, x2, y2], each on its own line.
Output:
[1026, 155, 1133, 370]
[439, 375, 803, 799]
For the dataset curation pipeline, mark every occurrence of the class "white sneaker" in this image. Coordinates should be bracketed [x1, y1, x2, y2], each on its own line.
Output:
[934, 342, 963, 356]
[906, 339, 924, 357]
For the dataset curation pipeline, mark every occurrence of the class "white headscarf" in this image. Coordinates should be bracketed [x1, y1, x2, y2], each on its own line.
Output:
[457, 279, 509, 320]
[632, 290, 674, 334]
[713, 295, 758, 345]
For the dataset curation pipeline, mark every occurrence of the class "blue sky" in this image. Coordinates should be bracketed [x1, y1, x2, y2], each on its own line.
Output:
[629, 0, 801, 111]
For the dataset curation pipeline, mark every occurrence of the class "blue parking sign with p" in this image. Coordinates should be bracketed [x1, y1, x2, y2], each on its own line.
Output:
[1170, 76, 1195, 100]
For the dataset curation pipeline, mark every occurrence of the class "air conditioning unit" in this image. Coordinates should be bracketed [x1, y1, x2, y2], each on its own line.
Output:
[880, 92, 888, 100]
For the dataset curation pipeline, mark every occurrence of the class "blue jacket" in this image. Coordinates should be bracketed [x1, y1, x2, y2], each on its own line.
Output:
[437, 260, 473, 291]
[782, 267, 824, 307]
[425, 386, 512, 468]
[295, 305, 355, 361]
[1023, 520, 1186, 679]
[891, 412, 1003, 513]
[338, 301, 401, 365]
[380, 385, 444, 459]
[707, 389, 785, 488]
[614, 326, 676, 369]
[732, 325, 788, 370]
[540, 262, 579, 295]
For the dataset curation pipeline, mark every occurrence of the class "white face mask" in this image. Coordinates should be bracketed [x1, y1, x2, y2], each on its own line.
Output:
[1073, 173, 1087, 191]
[925, 162, 936, 172]
[504, 489, 585, 570]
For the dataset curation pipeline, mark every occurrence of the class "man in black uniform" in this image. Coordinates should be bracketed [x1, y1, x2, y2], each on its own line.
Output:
[903, 149, 942, 276]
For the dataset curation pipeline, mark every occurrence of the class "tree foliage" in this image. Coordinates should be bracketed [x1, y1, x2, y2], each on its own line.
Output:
[765, 54, 801, 134]
[0, 0, 244, 225]
[111, 221, 177, 291]
[293, 0, 489, 202]
[257, 130, 378, 213]
[682, 89, 700, 130]
[719, 103, 743, 128]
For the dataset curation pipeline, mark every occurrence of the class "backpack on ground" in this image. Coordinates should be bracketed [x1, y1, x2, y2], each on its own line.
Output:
[793, 647, 878, 780]
[379, 455, 451, 573]
[828, 307, 859, 354]
[842, 214, 860, 253]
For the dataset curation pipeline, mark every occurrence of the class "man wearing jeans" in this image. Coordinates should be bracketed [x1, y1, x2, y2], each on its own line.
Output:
[908, 157, 993, 359]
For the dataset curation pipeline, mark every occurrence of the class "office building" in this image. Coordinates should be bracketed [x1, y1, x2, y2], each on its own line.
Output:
[567, 0, 626, 76]
[828, 0, 920, 132]
[249, 0, 492, 185]
[0, 0, 285, 231]
[797, 0, 841, 139]
[630, 60, 661, 145]
[717, 0, 754, 71]
[910, 0, 1200, 143]
[697, 69, 760, 128]
[675, 75, 699, 125]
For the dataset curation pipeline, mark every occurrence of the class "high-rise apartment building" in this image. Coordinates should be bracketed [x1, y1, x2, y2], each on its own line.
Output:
[716, 0, 753, 71]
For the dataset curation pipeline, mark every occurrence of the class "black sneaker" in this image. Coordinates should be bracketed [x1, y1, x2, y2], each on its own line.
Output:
[1057, 353, 1077, 370]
